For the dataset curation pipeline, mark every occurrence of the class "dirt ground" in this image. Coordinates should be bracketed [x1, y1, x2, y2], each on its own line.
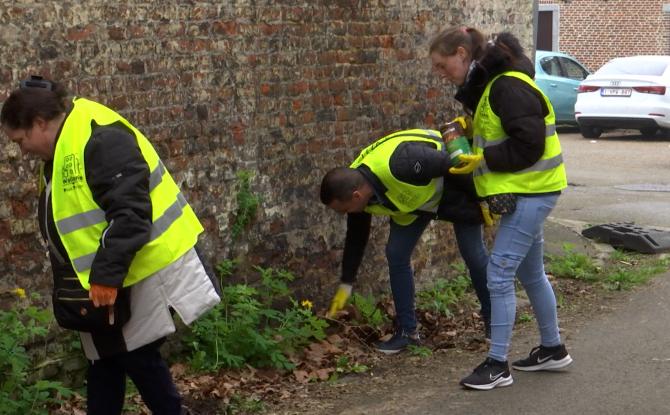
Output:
[263, 276, 624, 415]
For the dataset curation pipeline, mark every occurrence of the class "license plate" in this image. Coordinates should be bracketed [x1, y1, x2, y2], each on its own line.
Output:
[601, 87, 632, 97]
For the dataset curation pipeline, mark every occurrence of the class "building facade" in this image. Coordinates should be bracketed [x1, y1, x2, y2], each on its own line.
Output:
[538, 0, 670, 71]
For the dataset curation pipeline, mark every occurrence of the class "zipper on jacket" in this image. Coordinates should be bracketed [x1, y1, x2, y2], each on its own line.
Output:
[44, 181, 67, 264]
[101, 219, 114, 248]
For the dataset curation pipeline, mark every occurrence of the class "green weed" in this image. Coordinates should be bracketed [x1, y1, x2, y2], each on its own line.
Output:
[231, 170, 261, 241]
[546, 243, 599, 281]
[350, 293, 388, 327]
[223, 394, 265, 414]
[183, 266, 327, 372]
[604, 255, 670, 291]
[329, 355, 369, 381]
[0, 295, 74, 415]
[548, 244, 670, 291]
[417, 273, 471, 317]
[517, 312, 534, 323]
[407, 345, 433, 357]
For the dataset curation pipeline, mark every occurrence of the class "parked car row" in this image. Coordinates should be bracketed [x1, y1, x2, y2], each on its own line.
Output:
[534, 51, 670, 139]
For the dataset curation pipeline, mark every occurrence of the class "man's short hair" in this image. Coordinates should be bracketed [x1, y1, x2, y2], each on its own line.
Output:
[320, 167, 365, 205]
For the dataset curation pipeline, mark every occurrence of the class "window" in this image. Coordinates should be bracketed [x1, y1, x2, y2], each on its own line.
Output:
[558, 57, 588, 80]
[540, 57, 562, 76]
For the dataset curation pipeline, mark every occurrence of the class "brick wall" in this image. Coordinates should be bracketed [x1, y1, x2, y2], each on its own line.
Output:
[0, 1, 533, 305]
[540, 0, 670, 71]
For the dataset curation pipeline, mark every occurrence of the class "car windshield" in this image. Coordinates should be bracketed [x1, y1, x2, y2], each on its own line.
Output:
[596, 59, 669, 76]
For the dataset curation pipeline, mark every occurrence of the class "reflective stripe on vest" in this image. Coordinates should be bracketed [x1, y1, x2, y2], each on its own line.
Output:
[50, 98, 203, 289]
[350, 129, 445, 225]
[472, 71, 567, 197]
[56, 160, 167, 235]
[70, 192, 191, 273]
[473, 124, 557, 149]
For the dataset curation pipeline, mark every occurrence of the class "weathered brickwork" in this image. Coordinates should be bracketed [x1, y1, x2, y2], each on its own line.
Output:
[0, 1, 533, 304]
[540, 0, 670, 71]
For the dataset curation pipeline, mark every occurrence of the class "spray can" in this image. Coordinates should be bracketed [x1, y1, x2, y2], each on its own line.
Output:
[441, 121, 472, 166]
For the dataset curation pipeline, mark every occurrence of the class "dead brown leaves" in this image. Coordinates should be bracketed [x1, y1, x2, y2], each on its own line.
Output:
[174, 297, 491, 413]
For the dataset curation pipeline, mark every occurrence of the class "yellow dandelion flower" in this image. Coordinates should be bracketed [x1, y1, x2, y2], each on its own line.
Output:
[301, 300, 313, 310]
[12, 288, 26, 299]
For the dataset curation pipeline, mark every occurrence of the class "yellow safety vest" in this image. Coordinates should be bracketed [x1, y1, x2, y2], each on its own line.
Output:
[472, 71, 567, 197]
[350, 129, 445, 225]
[49, 98, 203, 289]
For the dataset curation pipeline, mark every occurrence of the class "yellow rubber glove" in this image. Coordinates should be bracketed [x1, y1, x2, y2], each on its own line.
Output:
[452, 115, 473, 137]
[326, 283, 352, 318]
[479, 201, 500, 227]
[449, 154, 482, 174]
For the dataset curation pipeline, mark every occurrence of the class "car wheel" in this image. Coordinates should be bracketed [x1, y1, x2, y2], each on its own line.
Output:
[639, 127, 658, 136]
[579, 125, 602, 139]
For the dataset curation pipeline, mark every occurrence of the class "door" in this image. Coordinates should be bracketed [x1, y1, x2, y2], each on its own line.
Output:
[537, 11, 553, 51]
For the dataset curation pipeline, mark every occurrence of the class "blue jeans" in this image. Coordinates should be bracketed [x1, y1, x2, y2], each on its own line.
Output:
[386, 215, 490, 333]
[487, 194, 562, 362]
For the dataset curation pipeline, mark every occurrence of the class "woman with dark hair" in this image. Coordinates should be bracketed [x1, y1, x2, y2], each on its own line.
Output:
[429, 27, 573, 390]
[1, 76, 221, 414]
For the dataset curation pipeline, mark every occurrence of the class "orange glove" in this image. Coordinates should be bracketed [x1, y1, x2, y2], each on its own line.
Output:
[89, 283, 118, 307]
[89, 283, 118, 325]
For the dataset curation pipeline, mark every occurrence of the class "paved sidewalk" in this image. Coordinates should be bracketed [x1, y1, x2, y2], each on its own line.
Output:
[414, 220, 670, 414]
[328, 219, 670, 415]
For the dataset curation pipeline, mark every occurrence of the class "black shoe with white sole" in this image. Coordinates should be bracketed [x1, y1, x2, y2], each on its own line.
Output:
[512, 344, 573, 371]
[374, 330, 420, 354]
[460, 357, 513, 390]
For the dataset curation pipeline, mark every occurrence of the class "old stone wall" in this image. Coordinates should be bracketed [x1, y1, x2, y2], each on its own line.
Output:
[0, 1, 533, 306]
[540, 0, 670, 71]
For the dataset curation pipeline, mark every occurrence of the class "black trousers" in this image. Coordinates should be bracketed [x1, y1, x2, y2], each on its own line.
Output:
[86, 338, 182, 415]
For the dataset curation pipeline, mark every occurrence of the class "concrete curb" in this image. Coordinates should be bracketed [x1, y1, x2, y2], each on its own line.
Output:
[544, 216, 614, 264]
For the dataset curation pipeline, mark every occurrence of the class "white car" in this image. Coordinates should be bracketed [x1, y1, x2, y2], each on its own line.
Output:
[574, 55, 670, 138]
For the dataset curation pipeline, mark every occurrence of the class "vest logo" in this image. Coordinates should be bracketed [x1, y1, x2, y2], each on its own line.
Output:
[62, 154, 84, 192]
[413, 161, 422, 174]
[396, 191, 413, 206]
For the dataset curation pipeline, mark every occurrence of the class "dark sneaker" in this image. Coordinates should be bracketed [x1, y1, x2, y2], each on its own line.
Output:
[460, 357, 513, 390]
[512, 344, 573, 371]
[374, 330, 420, 354]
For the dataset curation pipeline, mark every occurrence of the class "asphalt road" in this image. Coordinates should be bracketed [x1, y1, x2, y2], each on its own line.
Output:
[553, 128, 670, 228]
[321, 129, 670, 415]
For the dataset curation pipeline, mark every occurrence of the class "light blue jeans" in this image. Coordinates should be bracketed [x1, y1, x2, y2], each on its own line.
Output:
[487, 194, 562, 362]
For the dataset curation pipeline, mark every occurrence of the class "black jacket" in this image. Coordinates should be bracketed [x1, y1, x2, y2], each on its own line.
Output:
[455, 46, 550, 173]
[39, 120, 152, 289]
[340, 141, 483, 284]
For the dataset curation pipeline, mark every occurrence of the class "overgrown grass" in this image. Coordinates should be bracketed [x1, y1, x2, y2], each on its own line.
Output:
[547, 243, 670, 290]
[603, 252, 670, 291]
[546, 243, 600, 281]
